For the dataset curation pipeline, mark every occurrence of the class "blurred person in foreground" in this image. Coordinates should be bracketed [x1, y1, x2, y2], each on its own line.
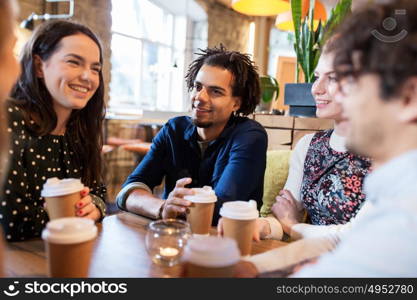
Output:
[237, 0, 417, 277]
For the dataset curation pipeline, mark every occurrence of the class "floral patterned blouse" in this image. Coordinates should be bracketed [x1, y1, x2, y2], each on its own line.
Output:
[300, 129, 371, 225]
[0, 103, 106, 241]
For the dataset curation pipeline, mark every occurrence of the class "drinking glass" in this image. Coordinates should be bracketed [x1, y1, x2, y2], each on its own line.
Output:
[145, 219, 191, 267]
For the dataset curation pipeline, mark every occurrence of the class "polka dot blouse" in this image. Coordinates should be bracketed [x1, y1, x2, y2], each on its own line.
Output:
[0, 103, 106, 241]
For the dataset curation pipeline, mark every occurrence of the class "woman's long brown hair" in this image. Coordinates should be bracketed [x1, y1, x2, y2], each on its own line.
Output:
[11, 20, 106, 187]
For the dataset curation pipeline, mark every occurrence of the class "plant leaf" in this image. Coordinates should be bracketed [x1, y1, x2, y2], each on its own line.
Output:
[290, 0, 352, 83]
[291, 0, 303, 82]
[321, 0, 352, 46]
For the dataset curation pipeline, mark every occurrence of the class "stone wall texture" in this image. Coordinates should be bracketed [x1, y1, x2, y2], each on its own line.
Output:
[196, 0, 252, 52]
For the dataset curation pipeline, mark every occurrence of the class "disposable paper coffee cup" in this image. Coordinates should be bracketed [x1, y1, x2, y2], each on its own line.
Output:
[183, 236, 240, 277]
[41, 177, 84, 220]
[185, 186, 217, 235]
[220, 200, 258, 256]
[42, 217, 97, 277]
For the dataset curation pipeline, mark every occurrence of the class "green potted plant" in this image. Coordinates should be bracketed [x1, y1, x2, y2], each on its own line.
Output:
[284, 0, 352, 117]
[256, 75, 280, 113]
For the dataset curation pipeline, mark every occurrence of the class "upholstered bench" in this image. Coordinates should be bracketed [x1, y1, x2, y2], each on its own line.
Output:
[260, 150, 291, 217]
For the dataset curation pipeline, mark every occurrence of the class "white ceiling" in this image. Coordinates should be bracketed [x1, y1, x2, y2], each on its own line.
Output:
[150, 0, 207, 21]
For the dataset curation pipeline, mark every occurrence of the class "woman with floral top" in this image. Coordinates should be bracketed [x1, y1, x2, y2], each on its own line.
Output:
[1, 20, 107, 241]
[254, 42, 372, 241]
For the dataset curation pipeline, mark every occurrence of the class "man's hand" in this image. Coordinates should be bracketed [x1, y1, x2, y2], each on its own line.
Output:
[271, 189, 304, 234]
[162, 178, 194, 219]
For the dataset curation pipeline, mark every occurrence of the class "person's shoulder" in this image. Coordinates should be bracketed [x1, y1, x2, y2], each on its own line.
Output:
[158, 116, 194, 139]
[230, 117, 267, 148]
[314, 129, 332, 139]
[165, 116, 192, 130]
[5, 98, 25, 126]
[234, 116, 266, 133]
[294, 133, 314, 149]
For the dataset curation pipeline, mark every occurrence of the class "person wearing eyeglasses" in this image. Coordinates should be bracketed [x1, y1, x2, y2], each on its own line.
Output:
[237, 0, 417, 277]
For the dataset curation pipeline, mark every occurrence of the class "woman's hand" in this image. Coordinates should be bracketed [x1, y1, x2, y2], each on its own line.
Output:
[217, 217, 270, 242]
[75, 187, 101, 221]
[271, 189, 304, 234]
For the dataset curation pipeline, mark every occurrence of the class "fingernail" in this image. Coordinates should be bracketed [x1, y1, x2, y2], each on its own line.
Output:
[78, 202, 83, 208]
[78, 210, 83, 215]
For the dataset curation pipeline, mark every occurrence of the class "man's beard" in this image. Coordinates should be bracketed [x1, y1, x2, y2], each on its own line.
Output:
[192, 118, 213, 128]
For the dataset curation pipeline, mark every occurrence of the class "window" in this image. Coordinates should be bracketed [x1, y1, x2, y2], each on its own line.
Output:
[267, 27, 296, 77]
[247, 21, 255, 57]
[110, 0, 204, 113]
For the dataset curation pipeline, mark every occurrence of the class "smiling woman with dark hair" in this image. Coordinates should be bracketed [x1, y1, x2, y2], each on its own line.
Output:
[1, 20, 107, 241]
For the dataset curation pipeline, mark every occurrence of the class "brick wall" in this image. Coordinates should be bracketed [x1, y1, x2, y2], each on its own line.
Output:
[196, 0, 252, 52]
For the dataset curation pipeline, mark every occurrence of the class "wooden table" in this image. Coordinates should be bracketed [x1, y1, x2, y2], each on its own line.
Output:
[4, 212, 287, 278]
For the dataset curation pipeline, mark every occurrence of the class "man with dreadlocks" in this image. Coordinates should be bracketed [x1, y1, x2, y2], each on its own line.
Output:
[116, 45, 267, 224]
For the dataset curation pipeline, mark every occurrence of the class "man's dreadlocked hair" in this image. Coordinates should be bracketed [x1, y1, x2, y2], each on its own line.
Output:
[185, 45, 261, 116]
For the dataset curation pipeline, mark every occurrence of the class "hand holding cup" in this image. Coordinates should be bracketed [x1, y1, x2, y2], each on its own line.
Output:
[42, 178, 101, 221]
[75, 187, 101, 221]
[218, 217, 268, 242]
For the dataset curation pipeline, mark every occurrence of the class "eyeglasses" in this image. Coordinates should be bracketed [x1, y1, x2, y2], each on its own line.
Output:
[334, 68, 362, 97]
[337, 75, 357, 96]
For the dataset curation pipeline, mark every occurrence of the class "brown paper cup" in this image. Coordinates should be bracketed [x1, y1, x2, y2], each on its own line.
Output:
[185, 262, 235, 278]
[46, 238, 95, 277]
[44, 192, 81, 220]
[187, 202, 215, 235]
[222, 217, 256, 256]
[182, 236, 240, 278]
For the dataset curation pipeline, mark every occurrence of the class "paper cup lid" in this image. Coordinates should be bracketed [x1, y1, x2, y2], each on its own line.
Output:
[183, 236, 240, 267]
[184, 186, 217, 203]
[219, 200, 259, 220]
[42, 217, 97, 244]
[41, 177, 84, 197]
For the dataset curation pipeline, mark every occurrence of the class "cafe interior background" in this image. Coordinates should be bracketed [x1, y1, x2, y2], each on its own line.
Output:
[14, 0, 367, 211]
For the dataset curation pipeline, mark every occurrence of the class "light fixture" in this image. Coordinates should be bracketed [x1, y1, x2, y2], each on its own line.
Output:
[275, 0, 327, 32]
[20, 13, 36, 30]
[20, 0, 74, 30]
[232, 0, 290, 17]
